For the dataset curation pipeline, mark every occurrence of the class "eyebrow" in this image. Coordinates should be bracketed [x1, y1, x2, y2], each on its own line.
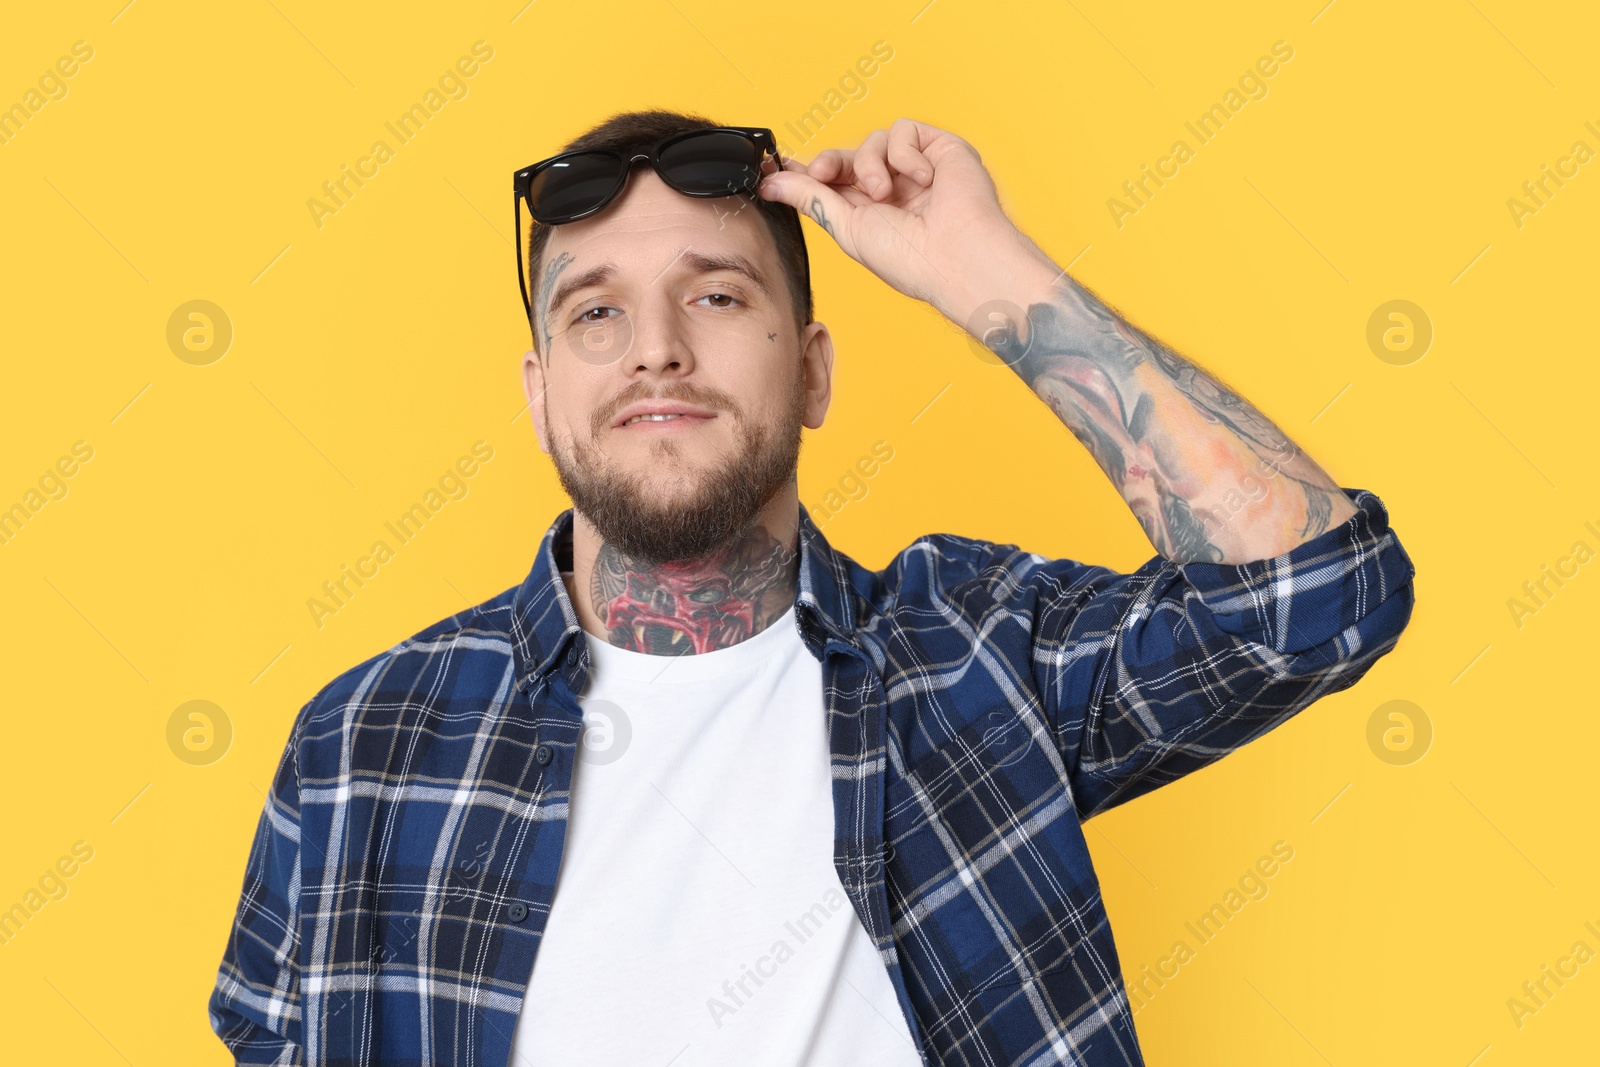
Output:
[546, 263, 616, 322]
[545, 248, 774, 319]
[676, 250, 774, 300]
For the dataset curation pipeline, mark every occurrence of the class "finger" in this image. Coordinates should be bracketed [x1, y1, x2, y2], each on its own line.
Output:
[775, 153, 874, 208]
[767, 153, 803, 177]
[831, 184, 876, 209]
[887, 117, 935, 187]
[804, 148, 856, 186]
[852, 129, 894, 201]
[756, 169, 857, 254]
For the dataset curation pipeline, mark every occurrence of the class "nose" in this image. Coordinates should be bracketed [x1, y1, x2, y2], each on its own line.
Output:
[624, 288, 695, 380]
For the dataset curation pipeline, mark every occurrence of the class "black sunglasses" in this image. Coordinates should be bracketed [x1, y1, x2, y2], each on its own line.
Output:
[512, 126, 796, 334]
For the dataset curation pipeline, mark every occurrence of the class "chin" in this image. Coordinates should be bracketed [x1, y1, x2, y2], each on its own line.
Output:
[629, 470, 720, 511]
[626, 444, 720, 479]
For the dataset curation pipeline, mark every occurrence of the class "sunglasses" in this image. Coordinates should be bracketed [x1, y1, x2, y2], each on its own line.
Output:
[512, 126, 799, 333]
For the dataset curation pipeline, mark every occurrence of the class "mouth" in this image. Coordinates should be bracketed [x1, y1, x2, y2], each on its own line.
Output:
[634, 623, 691, 651]
[616, 412, 716, 435]
[612, 401, 719, 430]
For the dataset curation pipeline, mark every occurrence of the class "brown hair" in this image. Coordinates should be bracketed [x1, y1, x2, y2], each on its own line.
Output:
[524, 109, 813, 353]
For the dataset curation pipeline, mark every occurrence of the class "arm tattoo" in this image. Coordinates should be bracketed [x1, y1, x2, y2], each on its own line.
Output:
[985, 276, 1351, 563]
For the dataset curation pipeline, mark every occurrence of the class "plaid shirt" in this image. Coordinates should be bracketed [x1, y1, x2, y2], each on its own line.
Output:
[210, 485, 1415, 1066]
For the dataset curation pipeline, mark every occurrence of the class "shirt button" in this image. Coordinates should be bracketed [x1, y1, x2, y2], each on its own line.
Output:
[507, 901, 528, 923]
[534, 744, 552, 765]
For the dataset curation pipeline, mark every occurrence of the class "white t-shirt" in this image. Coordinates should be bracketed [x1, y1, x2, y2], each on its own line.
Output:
[507, 604, 924, 1066]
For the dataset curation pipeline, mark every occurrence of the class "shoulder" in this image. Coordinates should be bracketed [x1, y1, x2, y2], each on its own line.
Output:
[832, 527, 1164, 669]
[868, 529, 1130, 616]
[297, 584, 523, 739]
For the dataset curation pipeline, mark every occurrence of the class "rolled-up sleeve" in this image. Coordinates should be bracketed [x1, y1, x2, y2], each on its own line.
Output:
[208, 704, 307, 1065]
[1031, 485, 1417, 822]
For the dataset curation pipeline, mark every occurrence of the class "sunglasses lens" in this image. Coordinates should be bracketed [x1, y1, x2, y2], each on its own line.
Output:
[529, 151, 625, 221]
[658, 131, 762, 196]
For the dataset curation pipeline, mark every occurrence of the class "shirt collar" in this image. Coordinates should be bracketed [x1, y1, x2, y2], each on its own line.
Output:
[792, 502, 862, 650]
[509, 508, 587, 694]
[509, 504, 862, 693]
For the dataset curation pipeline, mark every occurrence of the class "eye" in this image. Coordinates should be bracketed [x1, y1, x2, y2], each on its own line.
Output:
[574, 305, 621, 324]
[695, 291, 740, 309]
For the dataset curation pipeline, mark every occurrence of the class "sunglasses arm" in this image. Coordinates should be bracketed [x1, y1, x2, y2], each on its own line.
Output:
[515, 192, 536, 337]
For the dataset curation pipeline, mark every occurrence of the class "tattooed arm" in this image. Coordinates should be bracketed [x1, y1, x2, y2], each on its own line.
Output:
[979, 272, 1359, 564]
[758, 119, 1358, 566]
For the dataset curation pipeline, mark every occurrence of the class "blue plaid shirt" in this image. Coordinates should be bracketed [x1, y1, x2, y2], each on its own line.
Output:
[210, 485, 1415, 1066]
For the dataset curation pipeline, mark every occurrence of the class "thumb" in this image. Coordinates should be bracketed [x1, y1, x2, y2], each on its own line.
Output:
[758, 170, 856, 255]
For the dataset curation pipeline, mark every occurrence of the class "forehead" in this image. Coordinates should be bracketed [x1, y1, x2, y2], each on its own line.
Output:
[538, 168, 775, 288]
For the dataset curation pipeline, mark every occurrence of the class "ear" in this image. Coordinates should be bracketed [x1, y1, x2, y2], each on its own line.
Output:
[521, 348, 552, 454]
[799, 320, 833, 430]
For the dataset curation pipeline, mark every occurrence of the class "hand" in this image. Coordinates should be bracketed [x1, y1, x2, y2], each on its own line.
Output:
[757, 117, 1060, 327]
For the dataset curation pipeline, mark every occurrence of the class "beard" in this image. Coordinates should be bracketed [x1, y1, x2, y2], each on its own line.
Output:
[547, 377, 804, 566]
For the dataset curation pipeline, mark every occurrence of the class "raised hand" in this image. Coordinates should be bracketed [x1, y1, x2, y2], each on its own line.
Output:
[757, 117, 1060, 326]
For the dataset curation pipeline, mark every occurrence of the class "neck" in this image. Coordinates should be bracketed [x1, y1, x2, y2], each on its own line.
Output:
[564, 494, 800, 655]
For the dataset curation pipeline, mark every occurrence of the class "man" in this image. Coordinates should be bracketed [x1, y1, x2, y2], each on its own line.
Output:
[209, 110, 1416, 1066]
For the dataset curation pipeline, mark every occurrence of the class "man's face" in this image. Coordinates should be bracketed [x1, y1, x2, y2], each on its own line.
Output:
[522, 167, 832, 565]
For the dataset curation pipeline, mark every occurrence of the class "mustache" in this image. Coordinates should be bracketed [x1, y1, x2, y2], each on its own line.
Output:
[591, 381, 738, 437]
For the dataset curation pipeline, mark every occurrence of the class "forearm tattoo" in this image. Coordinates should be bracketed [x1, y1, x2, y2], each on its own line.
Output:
[983, 277, 1346, 563]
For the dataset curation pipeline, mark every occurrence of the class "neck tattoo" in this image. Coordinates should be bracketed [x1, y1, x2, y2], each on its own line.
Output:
[589, 525, 797, 655]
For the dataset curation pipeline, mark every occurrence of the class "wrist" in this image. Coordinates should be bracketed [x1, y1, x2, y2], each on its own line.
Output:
[933, 224, 1064, 337]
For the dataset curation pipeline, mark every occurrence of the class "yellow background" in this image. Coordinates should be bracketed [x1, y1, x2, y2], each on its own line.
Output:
[1, 0, 1594, 1063]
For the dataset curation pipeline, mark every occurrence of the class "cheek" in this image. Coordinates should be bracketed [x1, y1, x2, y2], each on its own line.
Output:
[540, 385, 595, 443]
[745, 361, 806, 423]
